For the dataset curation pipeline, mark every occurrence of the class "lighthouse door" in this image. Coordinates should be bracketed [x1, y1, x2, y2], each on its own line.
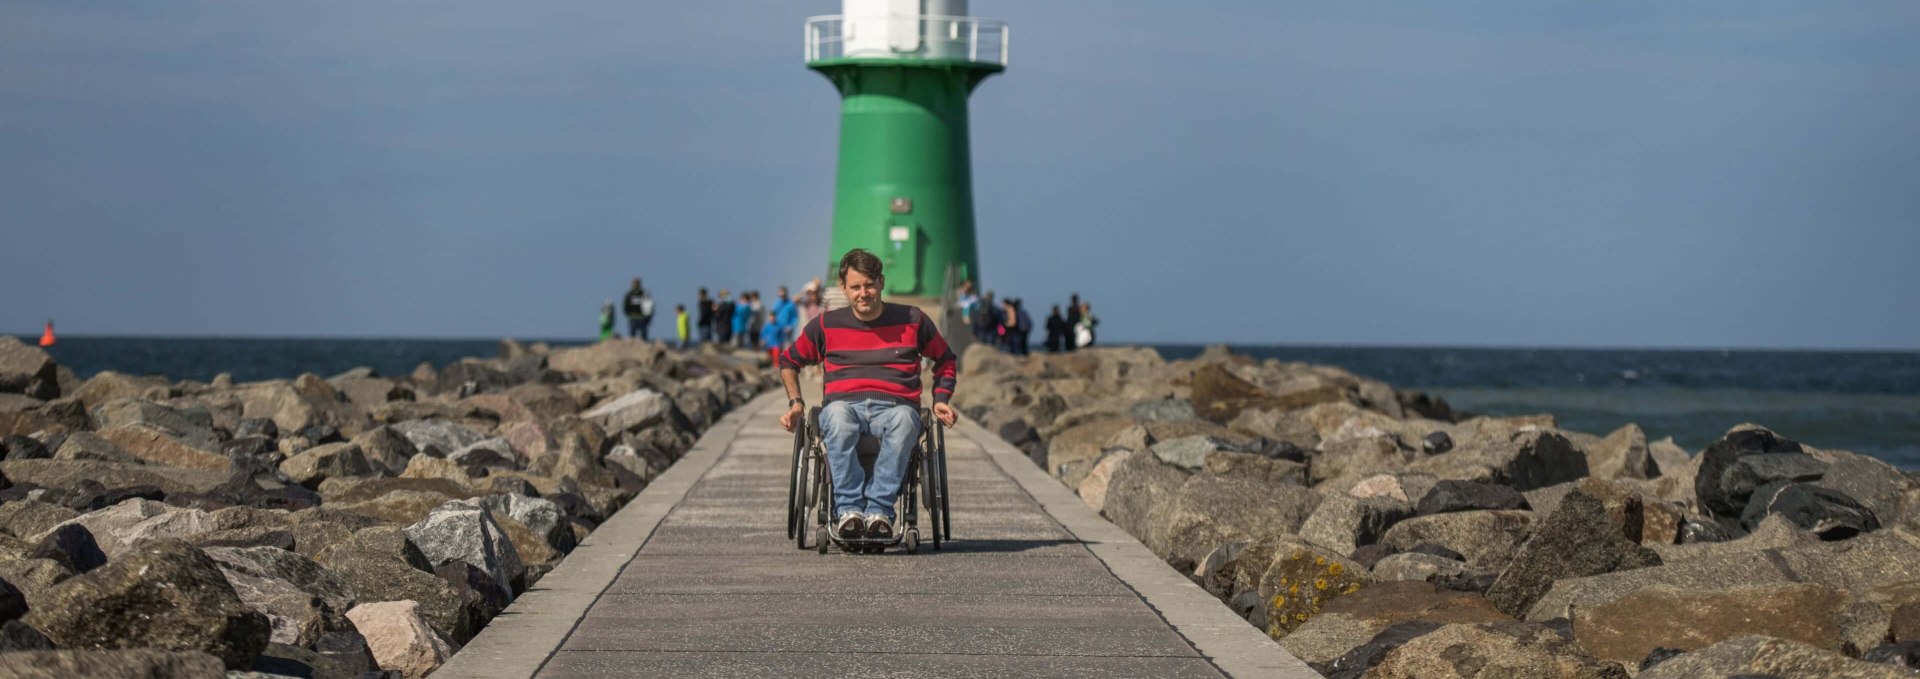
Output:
[884, 218, 920, 295]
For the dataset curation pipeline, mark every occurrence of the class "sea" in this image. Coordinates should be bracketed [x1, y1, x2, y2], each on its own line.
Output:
[24, 336, 1920, 470]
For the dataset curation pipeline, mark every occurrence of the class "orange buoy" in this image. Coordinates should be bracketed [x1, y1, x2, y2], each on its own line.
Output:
[38, 320, 55, 347]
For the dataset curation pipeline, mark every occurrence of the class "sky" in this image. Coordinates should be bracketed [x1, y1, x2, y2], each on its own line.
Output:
[1, 1, 1916, 349]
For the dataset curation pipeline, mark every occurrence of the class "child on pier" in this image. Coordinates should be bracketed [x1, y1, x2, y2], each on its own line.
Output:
[675, 304, 690, 348]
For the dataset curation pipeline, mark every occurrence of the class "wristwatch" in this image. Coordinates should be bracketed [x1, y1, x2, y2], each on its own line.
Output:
[789, 398, 805, 408]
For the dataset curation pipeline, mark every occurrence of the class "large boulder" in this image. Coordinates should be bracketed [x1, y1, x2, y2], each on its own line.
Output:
[1586, 424, 1655, 480]
[1527, 526, 1920, 623]
[1, 460, 228, 498]
[205, 546, 356, 629]
[316, 527, 480, 644]
[1142, 475, 1322, 570]
[1239, 536, 1370, 639]
[1360, 621, 1628, 679]
[1099, 449, 1190, 538]
[0, 337, 58, 399]
[1378, 510, 1535, 571]
[1279, 581, 1510, 668]
[1297, 494, 1414, 555]
[48, 498, 217, 557]
[475, 493, 574, 554]
[546, 340, 665, 377]
[24, 539, 270, 670]
[0, 650, 226, 679]
[70, 371, 169, 409]
[1410, 429, 1589, 492]
[217, 562, 329, 647]
[1416, 480, 1529, 515]
[1694, 425, 1810, 519]
[581, 388, 676, 435]
[389, 420, 487, 458]
[1741, 480, 1880, 539]
[91, 424, 228, 471]
[346, 600, 454, 679]
[347, 426, 418, 476]
[0, 500, 79, 539]
[1044, 417, 1142, 483]
[1573, 583, 1849, 665]
[1638, 634, 1912, 679]
[279, 442, 377, 488]
[1191, 364, 1350, 423]
[405, 500, 526, 596]
[1485, 485, 1663, 617]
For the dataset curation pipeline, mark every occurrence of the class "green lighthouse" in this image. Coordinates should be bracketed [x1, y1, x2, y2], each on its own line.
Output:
[806, 1, 1007, 304]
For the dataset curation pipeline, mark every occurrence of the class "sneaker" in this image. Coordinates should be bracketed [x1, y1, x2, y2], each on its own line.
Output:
[865, 514, 893, 541]
[835, 512, 865, 541]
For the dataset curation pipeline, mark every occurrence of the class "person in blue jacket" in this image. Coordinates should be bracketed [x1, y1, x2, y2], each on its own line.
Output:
[772, 286, 799, 345]
[732, 291, 754, 348]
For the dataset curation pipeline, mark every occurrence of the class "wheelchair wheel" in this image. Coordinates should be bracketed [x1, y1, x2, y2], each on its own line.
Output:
[904, 528, 920, 554]
[787, 422, 805, 541]
[812, 452, 831, 554]
[935, 422, 951, 542]
[919, 425, 943, 551]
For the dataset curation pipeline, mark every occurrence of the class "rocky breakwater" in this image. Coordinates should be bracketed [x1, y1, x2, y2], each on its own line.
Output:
[958, 344, 1920, 678]
[0, 336, 773, 678]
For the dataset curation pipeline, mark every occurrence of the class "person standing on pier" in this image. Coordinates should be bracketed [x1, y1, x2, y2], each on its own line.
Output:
[622, 278, 653, 341]
[714, 290, 735, 346]
[597, 300, 616, 342]
[778, 249, 958, 543]
[1044, 305, 1068, 353]
[696, 288, 715, 344]
[675, 304, 690, 349]
[773, 286, 799, 346]
[1064, 293, 1082, 352]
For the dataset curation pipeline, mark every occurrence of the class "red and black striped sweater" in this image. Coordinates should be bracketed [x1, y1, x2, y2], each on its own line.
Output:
[779, 303, 957, 407]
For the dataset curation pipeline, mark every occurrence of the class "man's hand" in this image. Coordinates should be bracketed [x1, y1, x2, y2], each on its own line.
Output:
[933, 402, 957, 428]
[780, 402, 804, 433]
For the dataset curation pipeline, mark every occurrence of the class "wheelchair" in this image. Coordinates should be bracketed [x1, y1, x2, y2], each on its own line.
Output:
[786, 405, 950, 554]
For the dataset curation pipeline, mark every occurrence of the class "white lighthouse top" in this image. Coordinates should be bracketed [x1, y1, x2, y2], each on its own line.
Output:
[806, 0, 1008, 66]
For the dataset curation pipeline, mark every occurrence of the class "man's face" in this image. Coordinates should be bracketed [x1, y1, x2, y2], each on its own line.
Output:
[842, 270, 881, 316]
[778, 287, 789, 301]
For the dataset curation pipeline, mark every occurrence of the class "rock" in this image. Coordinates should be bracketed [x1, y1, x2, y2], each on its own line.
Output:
[1, 435, 51, 460]
[1281, 581, 1510, 668]
[1410, 429, 1589, 492]
[475, 493, 574, 554]
[237, 380, 361, 440]
[1314, 620, 1444, 679]
[1372, 552, 1473, 583]
[1043, 417, 1141, 482]
[0, 559, 71, 613]
[405, 500, 525, 596]
[0, 337, 58, 399]
[1249, 537, 1370, 639]
[1586, 424, 1655, 480]
[1075, 449, 1131, 514]
[71, 372, 170, 410]
[1695, 425, 1808, 519]
[1311, 428, 1414, 486]
[1130, 398, 1196, 422]
[1525, 477, 1685, 546]
[1099, 448, 1191, 538]
[1485, 487, 1663, 617]
[436, 560, 512, 622]
[400, 455, 479, 485]
[0, 649, 227, 678]
[546, 340, 664, 377]
[279, 442, 376, 488]
[1347, 473, 1440, 504]
[1143, 475, 1322, 570]
[1894, 602, 1920, 643]
[1378, 510, 1535, 570]
[448, 437, 519, 471]
[51, 498, 218, 557]
[1203, 449, 1308, 485]
[1297, 493, 1414, 555]
[25, 539, 270, 669]
[581, 389, 675, 435]
[218, 562, 329, 647]
[346, 600, 454, 679]
[1191, 364, 1350, 423]
[1361, 621, 1628, 679]
[29, 523, 107, 574]
[1149, 435, 1227, 471]
[0, 500, 78, 538]
[1416, 480, 1529, 515]
[349, 426, 419, 476]
[248, 642, 363, 679]
[1863, 641, 1920, 670]
[1742, 480, 1881, 540]
[52, 431, 141, 463]
[1638, 634, 1912, 679]
[1, 459, 229, 497]
[234, 417, 280, 440]
[1527, 526, 1920, 623]
[316, 528, 479, 644]
[1421, 431, 1453, 455]
[0, 577, 24, 624]
[1572, 583, 1849, 664]
[1807, 447, 1917, 530]
[205, 546, 356, 627]
[0, 619, 52, 651]
[389, 420, 487, 459]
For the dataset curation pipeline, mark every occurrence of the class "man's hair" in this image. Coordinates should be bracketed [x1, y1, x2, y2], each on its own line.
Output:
[838, 248, 884, 284]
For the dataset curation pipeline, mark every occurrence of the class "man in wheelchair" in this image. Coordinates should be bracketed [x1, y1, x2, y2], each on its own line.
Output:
[778, 249, 960, 543]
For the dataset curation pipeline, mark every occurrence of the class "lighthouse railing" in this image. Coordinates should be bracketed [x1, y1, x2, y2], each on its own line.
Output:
[805, 15, 1008, 67]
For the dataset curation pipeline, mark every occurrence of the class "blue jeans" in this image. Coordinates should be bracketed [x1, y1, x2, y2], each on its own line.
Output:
[820, 398, 921, 521]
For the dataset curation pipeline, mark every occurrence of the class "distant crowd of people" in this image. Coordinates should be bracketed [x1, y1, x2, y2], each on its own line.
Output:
[599, 276, 1097, 359]
[598, 277, 830, 352]
[955, 280, 1097, 356]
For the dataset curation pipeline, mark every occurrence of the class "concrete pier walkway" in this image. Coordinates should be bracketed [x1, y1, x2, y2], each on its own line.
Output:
[437, 391, 1319, 679]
